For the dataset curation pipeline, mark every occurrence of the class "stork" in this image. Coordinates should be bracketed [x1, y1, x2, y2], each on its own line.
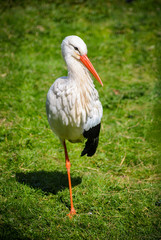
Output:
[46, 35, 103, 217]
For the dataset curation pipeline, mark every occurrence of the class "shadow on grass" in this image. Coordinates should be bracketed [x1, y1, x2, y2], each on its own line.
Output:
[16, 170, 82, 195]
[0, 223, 31, 240]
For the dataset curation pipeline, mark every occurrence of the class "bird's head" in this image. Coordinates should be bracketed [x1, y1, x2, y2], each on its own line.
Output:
[61, 35, 87, 60]
[61, 35, 103, 86]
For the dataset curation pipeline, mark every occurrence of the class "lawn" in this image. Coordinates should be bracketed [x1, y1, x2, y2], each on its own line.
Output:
[0, 0, 161, 239]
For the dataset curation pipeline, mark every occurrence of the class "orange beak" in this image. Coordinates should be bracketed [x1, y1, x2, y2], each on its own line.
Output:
[80, 54, 103, 86]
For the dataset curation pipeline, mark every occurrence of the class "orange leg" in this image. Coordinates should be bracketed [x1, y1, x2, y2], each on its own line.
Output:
[63, 141, 76, 217]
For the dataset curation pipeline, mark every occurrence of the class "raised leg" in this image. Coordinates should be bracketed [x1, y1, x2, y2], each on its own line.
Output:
[63, 141, 76, 217]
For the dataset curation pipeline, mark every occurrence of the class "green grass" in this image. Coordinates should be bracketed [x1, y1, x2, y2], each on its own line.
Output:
[0, 0, 161, 239]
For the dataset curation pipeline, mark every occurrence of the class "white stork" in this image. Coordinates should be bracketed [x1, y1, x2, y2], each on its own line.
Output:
[46, 35, 103, 217]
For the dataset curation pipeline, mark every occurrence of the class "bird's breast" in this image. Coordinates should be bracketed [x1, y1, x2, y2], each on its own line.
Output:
[46, 77, 102, 141]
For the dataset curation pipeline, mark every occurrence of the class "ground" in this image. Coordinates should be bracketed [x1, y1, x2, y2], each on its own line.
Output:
[0, 0, 161, 239]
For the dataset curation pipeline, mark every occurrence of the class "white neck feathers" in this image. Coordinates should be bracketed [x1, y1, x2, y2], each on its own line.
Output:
[65, 56, 94, 88]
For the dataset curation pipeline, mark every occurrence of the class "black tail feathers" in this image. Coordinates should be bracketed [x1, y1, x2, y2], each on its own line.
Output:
[81, 137, 99, 157]
[81, 123, 101, 157]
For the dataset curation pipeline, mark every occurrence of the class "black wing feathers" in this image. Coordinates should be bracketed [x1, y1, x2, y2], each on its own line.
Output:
[81, 123, 101, 157]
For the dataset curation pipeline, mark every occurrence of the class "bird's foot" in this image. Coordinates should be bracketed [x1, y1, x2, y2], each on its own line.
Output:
[68, 208, 76, 218]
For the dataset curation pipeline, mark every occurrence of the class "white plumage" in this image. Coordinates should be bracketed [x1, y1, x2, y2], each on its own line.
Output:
[46, 35, 103, 216]
[46, 35, 103, 143]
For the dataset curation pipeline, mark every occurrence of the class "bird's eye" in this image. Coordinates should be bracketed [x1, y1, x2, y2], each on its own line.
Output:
[74, 46, 79, 52]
